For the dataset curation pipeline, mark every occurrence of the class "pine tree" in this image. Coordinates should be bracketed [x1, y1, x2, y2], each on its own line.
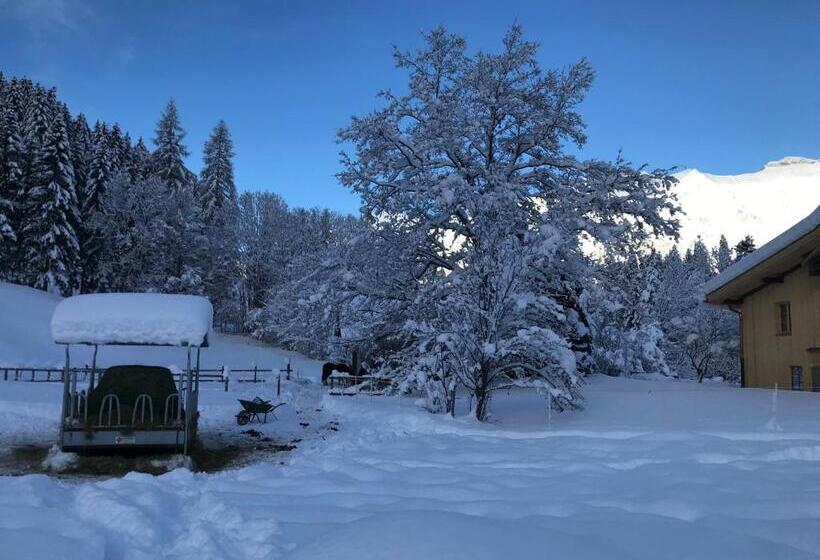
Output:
[2, 112, 25, 223]
[68, 114, 93, 213]
[151, 100, 190, 194]
[199, 120, 240, 324]
[687, 238, 713, 283]
[714, 234, 733, 272]
[22, 114, 80, 294]
[85, 127, 112, 216]
[24, 85, 52, 149]
[733, 235, 756, 262]
[0, 110, 18, 249]
[108, 123, 130, 175]
[199, 120, 237, 222]
[127, 137, 151, 181]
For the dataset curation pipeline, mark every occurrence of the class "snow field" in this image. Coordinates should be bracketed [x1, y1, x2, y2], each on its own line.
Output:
[2, 376, 820, 559]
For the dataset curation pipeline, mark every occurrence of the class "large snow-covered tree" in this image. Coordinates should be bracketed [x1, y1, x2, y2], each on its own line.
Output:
[337, 26, 679, 419]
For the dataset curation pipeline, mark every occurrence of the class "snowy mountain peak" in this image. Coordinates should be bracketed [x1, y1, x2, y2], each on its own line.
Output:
[659, 157, 820, 252]
[763, 156, 820, 169]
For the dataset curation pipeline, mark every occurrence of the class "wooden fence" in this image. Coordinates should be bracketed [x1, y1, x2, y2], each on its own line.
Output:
[1, 365, 276, 391]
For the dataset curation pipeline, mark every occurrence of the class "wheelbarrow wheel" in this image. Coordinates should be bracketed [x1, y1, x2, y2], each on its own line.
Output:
[236, 410, 251, 426]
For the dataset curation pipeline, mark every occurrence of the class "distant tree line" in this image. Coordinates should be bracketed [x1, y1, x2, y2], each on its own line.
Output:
[0, 73, 357, 332]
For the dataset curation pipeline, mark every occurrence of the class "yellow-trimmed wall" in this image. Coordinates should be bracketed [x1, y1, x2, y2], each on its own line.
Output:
[741, 264, 820, 389]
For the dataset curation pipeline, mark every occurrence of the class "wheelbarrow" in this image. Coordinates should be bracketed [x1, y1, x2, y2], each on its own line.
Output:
[236, 398, 284, 425]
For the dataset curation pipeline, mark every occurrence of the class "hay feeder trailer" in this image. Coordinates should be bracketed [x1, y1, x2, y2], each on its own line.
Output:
[51, 293, 213, 455]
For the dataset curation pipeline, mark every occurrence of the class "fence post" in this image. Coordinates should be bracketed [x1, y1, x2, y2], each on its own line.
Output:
[253, 364, 258, 383]
[3, 368, 7, 381]
[277, 374, 281, 396]
[31, 369, 35, 381]
[547, 394, 552, 428]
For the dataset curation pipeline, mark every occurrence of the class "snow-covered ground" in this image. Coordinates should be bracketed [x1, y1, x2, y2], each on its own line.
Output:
[3, 282, 820, 559]
[664, 156, 820, 251]
[2, 376, 820, 559]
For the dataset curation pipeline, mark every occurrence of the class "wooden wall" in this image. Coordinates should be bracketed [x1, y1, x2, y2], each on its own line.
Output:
[741, 265, 820, 389]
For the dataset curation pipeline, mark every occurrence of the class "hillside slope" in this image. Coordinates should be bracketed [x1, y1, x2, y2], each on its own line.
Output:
[0, 281, 321, 374]
[663, 156, 820, 251]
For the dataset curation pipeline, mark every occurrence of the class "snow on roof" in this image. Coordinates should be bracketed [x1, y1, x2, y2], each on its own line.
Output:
[51, 293, 213, 347]
[704, 205, 820, 296]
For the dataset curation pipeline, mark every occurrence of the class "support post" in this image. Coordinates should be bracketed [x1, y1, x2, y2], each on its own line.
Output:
[59, 345, 70, 446]
[184, 347, 193, 455]
[195, 346, 201, 392]
[277, 374, 281, 396]
[352, 348, 361, 377]
[89, 344, 98, 392]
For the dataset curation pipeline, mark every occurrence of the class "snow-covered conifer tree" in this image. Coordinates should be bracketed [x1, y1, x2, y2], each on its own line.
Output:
[199, 120, 237, 221]
[21, 114, 80, 294]
[197, 121, 241, 325]
[127, 137, 151, 181]
[733, 235, 756, 262]
[92, 174, 168, 291]
[0, 110, 19, 250]
[151, 100, 190, 194]
[714, 234, 733, 272]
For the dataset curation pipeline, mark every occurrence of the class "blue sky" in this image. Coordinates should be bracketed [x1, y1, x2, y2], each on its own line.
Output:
[1, 0, 818, 214]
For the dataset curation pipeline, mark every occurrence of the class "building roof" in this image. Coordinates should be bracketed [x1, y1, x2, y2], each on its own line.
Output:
[705, 206, 819, 304]
[51, 293, 213, 347]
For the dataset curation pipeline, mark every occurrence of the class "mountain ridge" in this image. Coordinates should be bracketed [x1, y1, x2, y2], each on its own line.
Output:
[659, 156, 820, 252]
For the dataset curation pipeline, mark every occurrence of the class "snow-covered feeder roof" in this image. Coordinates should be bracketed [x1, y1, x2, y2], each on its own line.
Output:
[51, 293, 213, 347]
[705, 205, 819, 304]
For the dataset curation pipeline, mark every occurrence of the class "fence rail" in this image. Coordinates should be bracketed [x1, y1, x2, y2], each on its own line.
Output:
[1, 365, 277, 391]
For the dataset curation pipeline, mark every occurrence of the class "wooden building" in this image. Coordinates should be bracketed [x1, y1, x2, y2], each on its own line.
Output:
[705, 206, 819, 389]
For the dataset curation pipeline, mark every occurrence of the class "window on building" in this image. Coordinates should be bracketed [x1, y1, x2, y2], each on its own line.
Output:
[776, 302, 792, 336]
[791, 366, 803, 390]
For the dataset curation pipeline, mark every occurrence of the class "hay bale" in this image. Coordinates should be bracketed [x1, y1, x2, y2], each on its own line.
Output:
[86, 365, 180, 424]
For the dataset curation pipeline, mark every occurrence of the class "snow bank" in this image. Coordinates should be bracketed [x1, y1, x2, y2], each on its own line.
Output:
[51, 293, 213, 347]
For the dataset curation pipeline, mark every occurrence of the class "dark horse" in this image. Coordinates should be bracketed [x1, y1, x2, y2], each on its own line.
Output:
[321, 362, 369, 385]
